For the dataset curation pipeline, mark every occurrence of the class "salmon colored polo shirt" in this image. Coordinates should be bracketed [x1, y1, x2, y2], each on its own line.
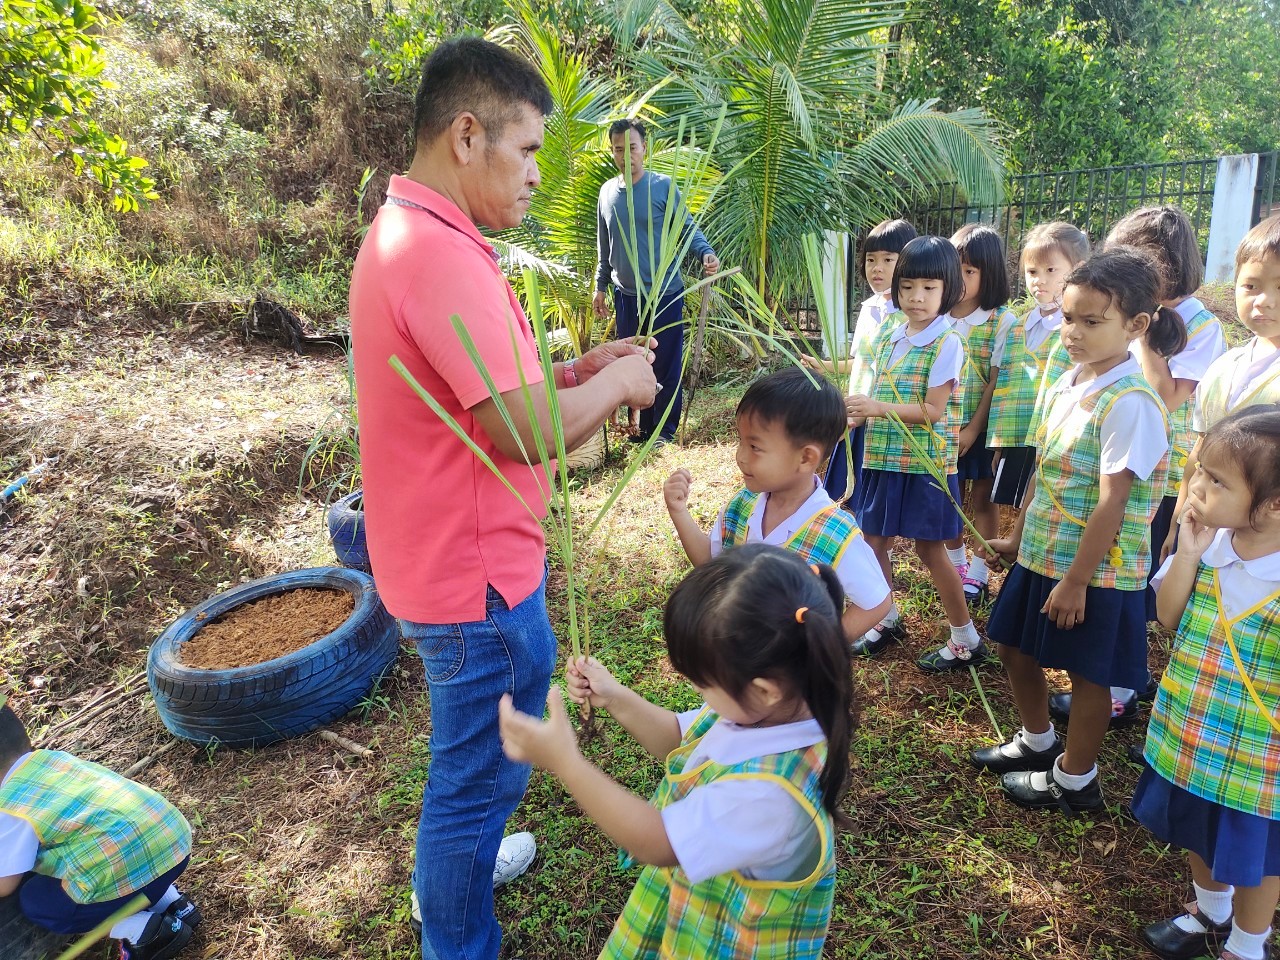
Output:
[349, 176, 550, 624]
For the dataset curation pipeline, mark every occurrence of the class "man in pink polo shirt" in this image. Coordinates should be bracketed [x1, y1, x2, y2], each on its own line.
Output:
[349, 37, 657, 960]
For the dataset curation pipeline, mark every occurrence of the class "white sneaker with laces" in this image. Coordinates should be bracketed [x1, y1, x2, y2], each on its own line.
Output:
[409, 833, 538, 934]
[492, 831, 537, 887]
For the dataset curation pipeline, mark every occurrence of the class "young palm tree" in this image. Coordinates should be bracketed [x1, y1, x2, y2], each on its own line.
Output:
[604, 0, 1006, 303]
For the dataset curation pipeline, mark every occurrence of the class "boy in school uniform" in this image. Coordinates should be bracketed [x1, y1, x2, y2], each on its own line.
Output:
[663, 367, 892, 643]
[0, 701, 199, 960]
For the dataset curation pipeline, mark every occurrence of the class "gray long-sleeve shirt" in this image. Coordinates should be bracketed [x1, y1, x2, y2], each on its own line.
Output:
[596, 171, 715, 298]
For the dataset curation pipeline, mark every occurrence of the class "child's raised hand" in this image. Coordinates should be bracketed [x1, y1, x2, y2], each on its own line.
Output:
[498, 687, 579, 774]
[663, 468, 693, 513]
[565, 656, 625, 709]
[1173, 504, 1217, 562]
[800, 354, 821, 371]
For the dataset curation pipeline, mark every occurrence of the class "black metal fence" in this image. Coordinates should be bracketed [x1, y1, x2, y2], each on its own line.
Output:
[788, 150, 1279, 343]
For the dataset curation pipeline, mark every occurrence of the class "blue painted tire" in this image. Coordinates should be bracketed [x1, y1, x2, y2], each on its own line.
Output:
[328, 489, 370, 571]
[147, 568, 400, 748]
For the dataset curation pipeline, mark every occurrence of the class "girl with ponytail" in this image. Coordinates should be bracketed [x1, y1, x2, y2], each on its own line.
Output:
[498, 543, 853, 958]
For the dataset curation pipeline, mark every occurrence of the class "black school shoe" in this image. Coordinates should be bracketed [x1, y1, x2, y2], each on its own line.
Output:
[1141, 905, 1233, 960]
[118, 912, 193, 960]
[163, 894, 202, 929]
[850, 621, 906, 657]
[971, 732, 1064, 774]
[1046, 691, 1140, 728]
[999, 767, 1105, 814]
[917, 640, 991, 673]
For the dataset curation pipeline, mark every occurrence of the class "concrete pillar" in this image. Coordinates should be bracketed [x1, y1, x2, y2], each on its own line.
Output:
[820, 230, 850, 358]
[1205, 154, 1259, 283]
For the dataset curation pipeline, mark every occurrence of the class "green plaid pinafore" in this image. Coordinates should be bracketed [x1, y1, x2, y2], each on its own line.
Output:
[987, 310, 1069, 449]
[1019, 376, 1169, 591]
[1165, 308, 1223, 496]
[0, 750, 191, 904]
[1145, 565, 1280, 818]
[600, 709, 835, 959]
[720, 490, 863, 568]
[862, 318, 965, 476]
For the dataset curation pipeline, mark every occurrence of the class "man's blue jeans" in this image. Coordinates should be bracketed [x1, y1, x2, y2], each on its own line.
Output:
[615, 288, 685, 442]
[400, 572, 557, 960]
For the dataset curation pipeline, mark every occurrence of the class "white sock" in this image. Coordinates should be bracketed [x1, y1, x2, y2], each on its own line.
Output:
[949, 621, 981, 651]
[946, 545, 968, 567]
[1020, 725, 1057, 752]
[879, 603, 901, 628]
[968, 556, 990, 584]
[109, 910, 153, 943]
[1173, 882, 1234, 931]
[1050, 755, 1097, 791]
[1110, 686, 1135, 702]
[1223, 923, 1271, 960]
[152, 885, 181, 912]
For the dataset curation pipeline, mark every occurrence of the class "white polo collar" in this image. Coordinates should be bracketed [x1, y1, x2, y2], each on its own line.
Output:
[949, 307, 994, 329]
[1026, 303, 1063, 333]
[1202, 528, 1280, 579]
[888, 314, 951, 347]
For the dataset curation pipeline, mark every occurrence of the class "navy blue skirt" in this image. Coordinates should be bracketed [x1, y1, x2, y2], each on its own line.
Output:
[1132, 768, 1280, 887]
[823, 426, 864, 504]
[852, 468, 963, 541]
[987, 564, 1149, 689]
[957, 432, 996, 481]
[1145, 495, 1178, 621]
[991, 445, 1036, 506]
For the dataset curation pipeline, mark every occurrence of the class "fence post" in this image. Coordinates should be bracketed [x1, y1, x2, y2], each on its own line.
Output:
[1205, 154, 1259, 283]
[821, 230, 850, 358]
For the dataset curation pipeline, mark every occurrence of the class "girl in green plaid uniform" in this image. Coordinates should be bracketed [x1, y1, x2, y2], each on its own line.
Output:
[971, 250, 1171, 813]
[0, 702, 199, 960]
[1107, 207, 1227, 623]
[1133, 407, 1280, 960]
[1166, 216, 1280, 587]
[941, 224, 1017, 606]
[842, 237, 987, 670]
[498, 544, 853, 959]
[987, 222, 1091, 508]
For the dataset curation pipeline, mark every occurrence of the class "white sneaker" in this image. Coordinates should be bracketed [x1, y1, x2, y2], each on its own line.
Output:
[492, 831, 537, 887]
[408, 832, 538, 933]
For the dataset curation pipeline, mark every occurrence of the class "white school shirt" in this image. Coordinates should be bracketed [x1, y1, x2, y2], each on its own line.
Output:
[847, 291, 894, 360]
[883, 315, 964, 388]
[1152, 528, 1280, 620]
[1192, 338, 1280, 432]
[709, 478, 891, 612]
[0, 752, 39, 879]
[989, 306, 1022, 369]
[1039, 356, 1168, 480]
[663, 710, 825, 883]
[1022, 304, 1063, 353]
[947, 306, 994, 337]
[1167, 297, 1228, 382]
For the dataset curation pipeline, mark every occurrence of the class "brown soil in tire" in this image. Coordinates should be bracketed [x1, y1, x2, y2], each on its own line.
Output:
[180, 588, 355, 669]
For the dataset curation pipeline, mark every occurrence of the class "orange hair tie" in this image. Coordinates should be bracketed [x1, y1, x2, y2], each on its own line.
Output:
[795, 607, 809, 624]
[809, 564, 820, 576]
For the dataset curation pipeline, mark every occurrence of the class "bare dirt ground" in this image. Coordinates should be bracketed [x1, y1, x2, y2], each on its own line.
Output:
[0, 284, 1252, 959]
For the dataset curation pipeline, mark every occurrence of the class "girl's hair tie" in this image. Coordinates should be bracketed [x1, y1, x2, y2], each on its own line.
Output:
[795, 606, 809, 624]
[809, 564, 821, 576]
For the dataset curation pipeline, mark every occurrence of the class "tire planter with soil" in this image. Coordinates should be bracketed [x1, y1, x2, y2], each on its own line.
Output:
[148, 567, 400, 748]
[327, 489, 370, 571]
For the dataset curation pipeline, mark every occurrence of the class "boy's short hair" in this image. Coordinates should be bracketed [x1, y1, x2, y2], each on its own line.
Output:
[736, 367, 846, 458]
[1237, 215, 1280, 269]
[0, 704, 33, 769]
[864, 219, 918, 256]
